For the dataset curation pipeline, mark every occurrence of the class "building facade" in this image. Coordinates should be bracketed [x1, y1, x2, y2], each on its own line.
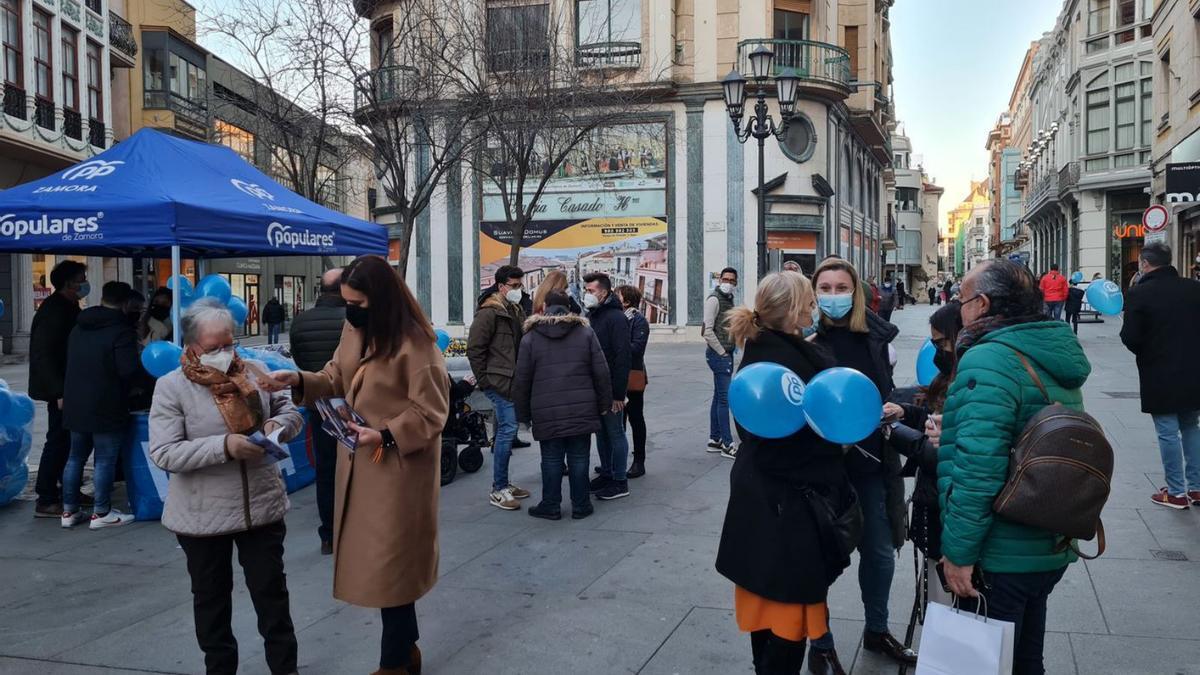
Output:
[884, 128, 940, 297]
[944, 179, 990, 277]
[358, 0, 898, 337]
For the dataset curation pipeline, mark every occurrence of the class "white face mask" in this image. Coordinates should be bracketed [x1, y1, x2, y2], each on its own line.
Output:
[199, 346, 236, 374]
[583, 292, 600, 309]
[505, 288, 523, 305]
[719, 283, 735, 295]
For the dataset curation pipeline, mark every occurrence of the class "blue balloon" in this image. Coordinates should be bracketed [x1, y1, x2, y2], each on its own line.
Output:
[227, 296, 249, 325]
[915, 338, 939, 387]
[803, 367, 883, 445]
[0, 390, 11, 421]
[141, 340, 183, 378]
[196, 274, 232, 304]
[1070, 271, 1084, 284]
[167, 275, 193, 296]
[1085, 279, 1124, 315]
[729, 362, 808, 439]
[7, 394, 34, 427]
[435, 328, 451, 352]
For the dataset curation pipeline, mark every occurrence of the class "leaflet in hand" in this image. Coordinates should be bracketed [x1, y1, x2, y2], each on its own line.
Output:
[315, 397, 367, 451]
[248, 427, 290, 465]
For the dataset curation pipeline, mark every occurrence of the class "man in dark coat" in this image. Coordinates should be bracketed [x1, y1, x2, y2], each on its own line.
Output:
[582, 272, 631, 501]
[288, 268, 344, 553]
[262, 297, 286, 344]
[31, 259, 88, 517]
[512, 291, 612, 520]
[1120, 242, 1200, 508]
[60, 281, 142, 528]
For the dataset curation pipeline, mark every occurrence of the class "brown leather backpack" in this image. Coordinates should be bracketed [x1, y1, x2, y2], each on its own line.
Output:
[991, 349, 1113, 559]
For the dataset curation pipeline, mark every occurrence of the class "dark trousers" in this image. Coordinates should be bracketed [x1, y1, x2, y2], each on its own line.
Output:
[267, 323, 282, 344]
[310, 409, 337, 544]
[176, 521, 297, 675]
[34, 400, 72, 506]
[958, 567, 1067, 675]
[538, 433, 592, 515]
[750, 630, 807, 675]
[624, 389, 647, 462]
[1065, 310, 1080, 334]
[380, 603, 420, 669]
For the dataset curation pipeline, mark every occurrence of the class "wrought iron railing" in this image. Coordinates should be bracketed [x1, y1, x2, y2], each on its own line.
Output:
[577, 41, 641, 68]
[109, 12, 137, 60]
[1058, 161, 1079, 195]
[1028, 174, 1056, 206]
[85, 0, 101, 13]
[143, 90, 207, 121]
[354, 64, 419, 111]
[3, 84, 26, 119]
[34, 97, 55, 130]
[487, 47, 551, 73]
[63, 108, 82, 140]
[88, 118, 106, 148]
[736, 39, 853, 92]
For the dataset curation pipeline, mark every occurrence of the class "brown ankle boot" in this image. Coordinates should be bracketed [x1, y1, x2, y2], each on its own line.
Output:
[369, 645, 421, 675]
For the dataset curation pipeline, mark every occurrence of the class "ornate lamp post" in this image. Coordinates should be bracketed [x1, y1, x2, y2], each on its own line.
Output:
[723, 46, 801, 279]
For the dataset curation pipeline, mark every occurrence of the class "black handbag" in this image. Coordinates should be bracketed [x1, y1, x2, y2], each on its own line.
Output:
[801, 484, 863, 584]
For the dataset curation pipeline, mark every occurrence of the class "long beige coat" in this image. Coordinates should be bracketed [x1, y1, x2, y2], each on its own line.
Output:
[300, 325, 449, 608]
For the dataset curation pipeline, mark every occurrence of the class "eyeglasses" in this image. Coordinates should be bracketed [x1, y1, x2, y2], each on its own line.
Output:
[960, 294, 985, 307]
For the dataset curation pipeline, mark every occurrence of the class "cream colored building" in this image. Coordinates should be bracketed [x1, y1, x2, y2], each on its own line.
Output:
[884, 127, 941, 298]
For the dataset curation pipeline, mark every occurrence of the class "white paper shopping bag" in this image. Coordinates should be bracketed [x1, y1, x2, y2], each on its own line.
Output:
[915, 601, 1016, 675]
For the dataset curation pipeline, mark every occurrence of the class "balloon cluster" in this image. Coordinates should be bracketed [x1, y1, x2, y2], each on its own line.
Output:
[0, 381, 36, 506]
[730, 364, 883, 444]
[145, 274, 256, 378]
[1085, 279, 1123, 315]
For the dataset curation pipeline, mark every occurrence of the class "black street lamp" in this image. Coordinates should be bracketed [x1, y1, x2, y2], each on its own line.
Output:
[723, 46, 800, 279]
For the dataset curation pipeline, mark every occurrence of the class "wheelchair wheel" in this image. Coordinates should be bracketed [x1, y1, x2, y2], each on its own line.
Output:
[458, 444, 484, 473]
[440, 441, 458, 486]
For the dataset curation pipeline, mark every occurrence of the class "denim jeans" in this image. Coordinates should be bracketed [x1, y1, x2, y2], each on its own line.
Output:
[595, 409, 629, 482]
[706, 347, 733, 445]
[62, 431, 124, 515]
[813, 472, 894, 650]
[957, 567, 1067, 675]
[1044, 301, 1064, 321]
[267, 323, 281, 344]
[484, 390, 517, 491]
[538, 434, 592, 514]
[1152, 410, 1200, 496]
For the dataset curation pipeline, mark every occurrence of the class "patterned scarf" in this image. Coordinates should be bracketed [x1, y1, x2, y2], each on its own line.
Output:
[180, 350, 265, 434]
[955, 313, 1044, 355]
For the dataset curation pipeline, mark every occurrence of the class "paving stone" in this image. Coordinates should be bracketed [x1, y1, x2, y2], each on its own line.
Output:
[1070, 633, 1200, 675]
[1085, 557, 1200, 640]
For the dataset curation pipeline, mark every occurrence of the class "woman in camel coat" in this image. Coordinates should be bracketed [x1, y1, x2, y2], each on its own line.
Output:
[268, 256, 449, 675]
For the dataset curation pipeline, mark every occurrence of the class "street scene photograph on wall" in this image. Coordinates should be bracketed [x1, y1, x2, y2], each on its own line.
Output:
[479, 122, 671, 323]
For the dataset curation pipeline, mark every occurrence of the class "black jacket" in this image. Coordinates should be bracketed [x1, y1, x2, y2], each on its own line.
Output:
[29, 292, 81, 402]
[262, 298, 286, 325]
[62, 306, 143, 433]
[288, 295, 346, 372]
[715, 329, 850, 603]
[1120, 266, 1200, 414]
[887, 387, 943, 558]
[586, 293, 631, 400]
[512, 311, 612, 441]
[627, 309, 649, 372]
[1065, 286, 1085, 314]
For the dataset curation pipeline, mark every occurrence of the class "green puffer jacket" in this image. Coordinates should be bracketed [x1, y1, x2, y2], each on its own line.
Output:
[937, 321, 1092, 573]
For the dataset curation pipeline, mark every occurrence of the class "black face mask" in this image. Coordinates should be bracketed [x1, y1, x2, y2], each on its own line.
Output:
[345, 304, 369, 329]
[149, 305, 170, 321]
[933, 349, 955, 375]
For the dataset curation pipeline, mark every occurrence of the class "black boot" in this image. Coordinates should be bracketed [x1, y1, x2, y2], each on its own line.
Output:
[628, 460, 645, 478]
[862, 630, 917, 665]
[807, 647, 846, 675]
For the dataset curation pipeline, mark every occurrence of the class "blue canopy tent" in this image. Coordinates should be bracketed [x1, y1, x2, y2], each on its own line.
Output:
[0, 128, 386, 341]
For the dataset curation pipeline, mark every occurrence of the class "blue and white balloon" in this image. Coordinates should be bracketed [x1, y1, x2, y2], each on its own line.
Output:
[915, 338, 939, 387]
[141, 340, 183, 378]
[195, 274, 232, 305]
[1085, 279, 1123, 315]
[803, 367, 883, 445]
[729, 362, 808, 439]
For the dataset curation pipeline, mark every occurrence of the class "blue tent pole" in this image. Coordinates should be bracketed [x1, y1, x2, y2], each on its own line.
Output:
[171, 245, 181, 346]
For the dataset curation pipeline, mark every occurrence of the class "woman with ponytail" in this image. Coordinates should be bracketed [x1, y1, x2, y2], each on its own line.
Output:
[715, 272, 851, 675]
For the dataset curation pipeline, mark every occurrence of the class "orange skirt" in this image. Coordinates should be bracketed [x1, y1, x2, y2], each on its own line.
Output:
[734, 586, 829, 642]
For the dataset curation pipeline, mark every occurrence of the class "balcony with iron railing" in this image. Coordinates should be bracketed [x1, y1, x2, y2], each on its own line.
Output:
[34, 97, 55, 131]
[143, 90, 208, 122]
[3, 84, 26, 119]
[109, 12, 138, 65]
[88, 119, 106, 148]
[1027, 173, 1057, 211]
[354, 64, 419, 114]
[735, 39, 853, 98]
[577, 41, 641, 69]
[1058, 161, 1079, 196]
[84, 0, 101, 13]
[63, 108, 82, 140]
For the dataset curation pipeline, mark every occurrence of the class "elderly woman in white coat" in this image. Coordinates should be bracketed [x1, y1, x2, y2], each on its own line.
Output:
[149, 299, 304, 675]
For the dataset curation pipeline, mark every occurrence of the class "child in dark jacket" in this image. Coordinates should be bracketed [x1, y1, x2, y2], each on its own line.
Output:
[512, 291, 612, 520]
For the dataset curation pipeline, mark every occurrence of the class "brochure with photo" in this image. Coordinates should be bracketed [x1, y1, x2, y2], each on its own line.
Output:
[315, 397, 367, 451]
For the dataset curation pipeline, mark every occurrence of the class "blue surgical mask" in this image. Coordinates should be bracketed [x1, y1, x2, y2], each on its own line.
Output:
[802, 307, 821, 337]
[818, 293, 854, 320]
[76, 281, 91, 299]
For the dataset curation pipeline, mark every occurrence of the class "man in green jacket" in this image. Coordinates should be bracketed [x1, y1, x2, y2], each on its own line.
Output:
[935, 259, 1091, 675]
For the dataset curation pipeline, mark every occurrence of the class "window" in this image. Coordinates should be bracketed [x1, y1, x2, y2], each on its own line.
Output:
[487, 3, 549, 71]
[1140, 77, 1152, 145]
[577, 0, 641, 66]
[86, 41, 102, 121]
[896, 187, 919, 211]
[1086, 36, 1109, 54]
[33, 10, 50, 99]
[374, 19, 394, 66]
[144, 49, 163, 91]
[1, 0, 19, 85]
[1086, 89, 1110, 154]
[781, 114, 815, 163]
[844, 26, 859, 77]
[1089, 0, 1110, 35]
[62, 29, 78, 110]
[1115, 82, 1135, 150]
[1117, 0, 1135, 26]
[215, 120, 255, 163]
[773, 9, 810, 41]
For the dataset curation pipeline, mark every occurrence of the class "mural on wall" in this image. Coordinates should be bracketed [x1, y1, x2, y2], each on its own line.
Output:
[479, 123, 671, 323]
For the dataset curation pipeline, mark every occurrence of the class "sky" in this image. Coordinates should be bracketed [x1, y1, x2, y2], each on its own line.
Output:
[890, 0, 1064, 229]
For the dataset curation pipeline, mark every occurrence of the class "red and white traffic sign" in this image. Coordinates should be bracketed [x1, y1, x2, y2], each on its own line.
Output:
[1143, 204, 1168, 232]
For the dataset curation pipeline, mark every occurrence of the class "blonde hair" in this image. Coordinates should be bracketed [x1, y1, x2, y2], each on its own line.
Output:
[813, 257, 868, 333]
[532, 270, 569, 314]
[725, 271, 814, 347]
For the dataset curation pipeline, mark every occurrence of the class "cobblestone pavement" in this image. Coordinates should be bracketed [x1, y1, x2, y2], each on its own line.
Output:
[1, 305, 1197, 674]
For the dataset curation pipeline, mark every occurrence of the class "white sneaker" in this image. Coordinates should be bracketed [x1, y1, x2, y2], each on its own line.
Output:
[706, 439, 724, 453]
[61, 511, 87, 529]
[489, 488, 520, 511]
[720, 443, 739, 460]
[89, 510, 135, 530]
